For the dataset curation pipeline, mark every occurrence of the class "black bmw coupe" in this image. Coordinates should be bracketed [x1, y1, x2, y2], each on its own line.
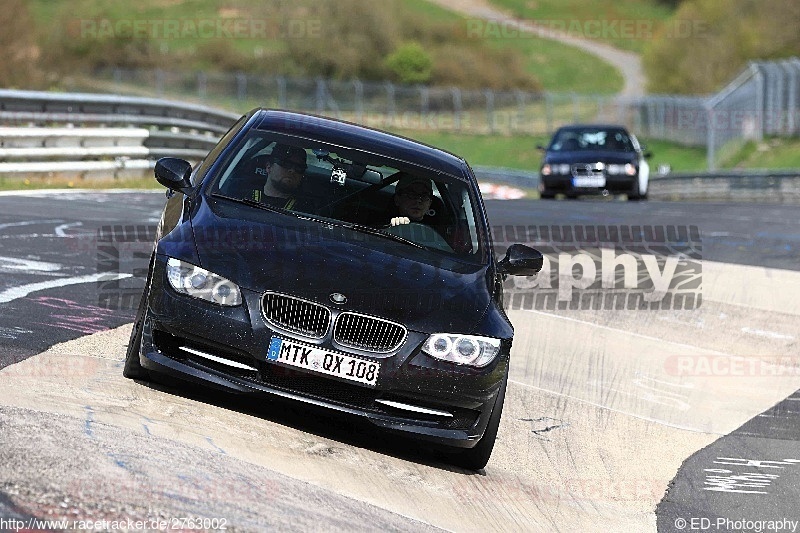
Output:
[124, 109, 541, 470]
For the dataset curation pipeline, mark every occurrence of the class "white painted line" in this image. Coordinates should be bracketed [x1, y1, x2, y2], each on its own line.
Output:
[508, 378, 718, 434]
[0, 189, 162, 197]
[55, 222, 83, 237]
[0, 273, 132, 304]
[0, 219, 64, 230]
[520, 309, 733, 356]
[741, 327, 794, 341]
[0, 256, 62, 272]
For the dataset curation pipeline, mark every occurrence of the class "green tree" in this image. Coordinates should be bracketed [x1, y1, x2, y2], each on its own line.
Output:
[385, 42, 433, 84]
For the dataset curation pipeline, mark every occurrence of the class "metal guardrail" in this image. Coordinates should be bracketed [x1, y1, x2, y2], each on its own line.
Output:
[474, 166, 800, 204]
[1, 90, 798, 203]
[0, 89, 239, 178]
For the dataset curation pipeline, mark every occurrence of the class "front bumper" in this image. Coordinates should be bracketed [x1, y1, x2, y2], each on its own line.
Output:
[138, 255, 509, 448]
[540, 173, 638, 194]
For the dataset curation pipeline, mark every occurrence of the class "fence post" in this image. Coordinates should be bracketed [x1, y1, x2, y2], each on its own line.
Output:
[277, 76, 286, 109]
[572, 93, 579, 122]
[236, 72, 247, 101]
[315, 78, 326, 114]
[451, 88, 462, 132]
[754, 67, 765, 143]
[197, 71, 207, 100]
[386, 82, 396, 127]
[706, 106, 716, 171]
[354, 79, 364, 124]
[787, 59, 800, 134]
[420, 85, 429, 129]
[485, 89, 495, 134]
[514, 90, 525, 135]
[155, 69, 164, 97]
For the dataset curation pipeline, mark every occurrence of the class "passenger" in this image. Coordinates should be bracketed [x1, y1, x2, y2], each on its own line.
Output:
[389, 174, 436, 226]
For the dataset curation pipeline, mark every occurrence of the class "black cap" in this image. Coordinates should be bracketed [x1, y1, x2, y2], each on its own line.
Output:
[271, 144, 306, 163]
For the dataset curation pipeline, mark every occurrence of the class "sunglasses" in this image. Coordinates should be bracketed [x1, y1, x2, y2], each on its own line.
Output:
[399, 190, 432, 202]
[277, 159, 307, 174]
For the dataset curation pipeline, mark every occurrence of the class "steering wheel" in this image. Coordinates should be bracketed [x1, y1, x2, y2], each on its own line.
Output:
[382, 222, 454, 252]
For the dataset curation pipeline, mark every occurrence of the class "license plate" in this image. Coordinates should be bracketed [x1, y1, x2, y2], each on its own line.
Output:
[572, 176, 606, 188]
[267, 337, 379, 387]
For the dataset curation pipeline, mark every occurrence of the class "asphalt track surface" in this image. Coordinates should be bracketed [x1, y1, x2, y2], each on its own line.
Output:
[0, 190, 798, 532]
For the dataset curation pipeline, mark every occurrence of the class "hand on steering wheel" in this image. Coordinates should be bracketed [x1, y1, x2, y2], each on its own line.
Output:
[390, 216, 411, 226]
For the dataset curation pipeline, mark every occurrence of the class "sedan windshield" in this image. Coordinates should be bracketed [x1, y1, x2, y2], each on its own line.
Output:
[549, 128, 634, 152]
[209, 131, 485, 260]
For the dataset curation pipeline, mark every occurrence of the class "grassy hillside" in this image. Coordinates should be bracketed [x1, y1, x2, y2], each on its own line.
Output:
[487, 0, 674, 53]
[23, 0, 623, 94]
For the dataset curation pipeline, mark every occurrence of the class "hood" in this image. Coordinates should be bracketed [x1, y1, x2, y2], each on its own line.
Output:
[544, 150, 637, 165]
[188, 196, 492, 334]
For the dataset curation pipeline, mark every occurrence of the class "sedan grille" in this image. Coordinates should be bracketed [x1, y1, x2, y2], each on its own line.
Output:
[262, 292, 331, 339]
[571, 162, 605, 177]
[334, 312, 407, 353]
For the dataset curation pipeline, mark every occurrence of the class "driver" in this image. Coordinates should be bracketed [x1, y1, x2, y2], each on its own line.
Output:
[250, 144, 308, 210]
[390, 174, 435, 226]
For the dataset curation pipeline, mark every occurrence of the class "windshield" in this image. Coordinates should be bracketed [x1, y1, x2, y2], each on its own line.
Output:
[549, 128, 634, 152]
[209, 131, 485, 260]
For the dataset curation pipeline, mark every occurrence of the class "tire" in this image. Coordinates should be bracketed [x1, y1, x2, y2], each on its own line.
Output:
[628, 179, 649, 201]
[123, 255, 153, 380]
[539, 191, 555, 200]
[449, 376, 507, 471]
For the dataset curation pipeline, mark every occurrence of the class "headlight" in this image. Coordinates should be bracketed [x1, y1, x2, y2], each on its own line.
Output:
[556, 164, 570, 174]
[422, 334, 501, 367]
[166, 258, 242, 306]
[541, 164, 552, 176]
[607, 163, 637, 176]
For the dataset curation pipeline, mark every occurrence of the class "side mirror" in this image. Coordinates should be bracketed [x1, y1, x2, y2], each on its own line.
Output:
[536, 144, 546, 151]
[497, 244, 543, 276]
[643, 151, 653, 159]
[155, 157, 193, 193]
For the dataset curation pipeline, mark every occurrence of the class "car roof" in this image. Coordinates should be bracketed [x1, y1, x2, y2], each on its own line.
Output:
[252, 109, 469, 177]
[555, 124, 630, 132]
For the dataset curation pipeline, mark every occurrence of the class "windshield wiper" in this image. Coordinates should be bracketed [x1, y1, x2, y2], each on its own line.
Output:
[338, 221, 425, 250]
[213, 194, 283, 213]
[213, 194, 424, 249]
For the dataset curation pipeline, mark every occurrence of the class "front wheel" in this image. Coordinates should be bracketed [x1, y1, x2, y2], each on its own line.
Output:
[448, 377, 507, 471]
[123, 255, 153, 380]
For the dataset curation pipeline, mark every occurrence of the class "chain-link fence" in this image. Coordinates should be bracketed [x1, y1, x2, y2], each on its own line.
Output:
[68, 59, 800, 170]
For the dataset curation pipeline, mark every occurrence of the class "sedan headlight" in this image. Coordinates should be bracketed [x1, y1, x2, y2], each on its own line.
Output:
[607, 163, 637, 176]
[166, 258, 242, 306]
[422, 334, 501, 367]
